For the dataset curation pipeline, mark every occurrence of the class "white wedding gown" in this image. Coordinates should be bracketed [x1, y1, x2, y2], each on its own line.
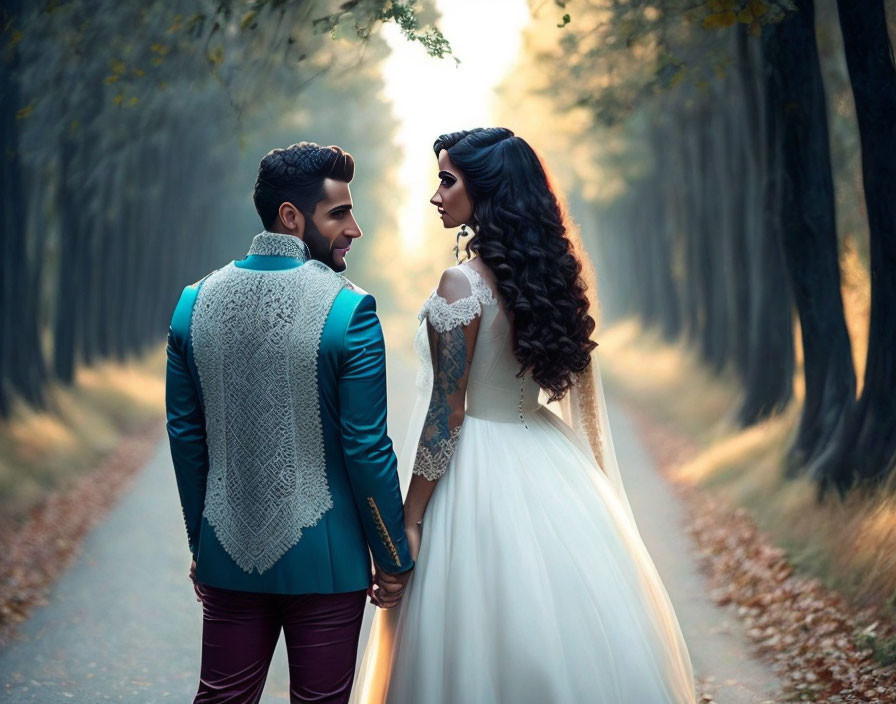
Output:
[352, 263, 695, 704]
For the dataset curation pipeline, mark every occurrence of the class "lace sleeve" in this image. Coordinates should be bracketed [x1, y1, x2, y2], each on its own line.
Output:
[418, 293, 482, 334]
[412, 268, 480, 482]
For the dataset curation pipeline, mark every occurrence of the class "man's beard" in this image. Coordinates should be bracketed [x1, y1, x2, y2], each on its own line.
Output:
[302, 220, 342, 272]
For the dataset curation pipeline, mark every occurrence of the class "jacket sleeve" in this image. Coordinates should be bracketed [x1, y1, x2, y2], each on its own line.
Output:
[339, 294, 413, 574]
[165, 286, 208, 558]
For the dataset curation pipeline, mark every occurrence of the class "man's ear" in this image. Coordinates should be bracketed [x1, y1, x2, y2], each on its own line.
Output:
[278, 202, 306, 238]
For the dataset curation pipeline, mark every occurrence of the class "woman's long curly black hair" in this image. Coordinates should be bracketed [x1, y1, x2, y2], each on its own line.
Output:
[434, 127, 596, 402]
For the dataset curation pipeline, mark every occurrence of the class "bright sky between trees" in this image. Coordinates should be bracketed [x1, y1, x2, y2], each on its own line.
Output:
[381, 0, 531, 251]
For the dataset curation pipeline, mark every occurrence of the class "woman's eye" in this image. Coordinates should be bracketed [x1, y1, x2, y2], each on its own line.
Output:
[441, 178, 454, 187]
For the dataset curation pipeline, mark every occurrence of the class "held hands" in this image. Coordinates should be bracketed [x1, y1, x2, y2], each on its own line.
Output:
[369, 563, 412, 609]
[368, 519, 422, 609]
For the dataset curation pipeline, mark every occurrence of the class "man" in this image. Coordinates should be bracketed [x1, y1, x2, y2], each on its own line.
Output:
[166, 142, 413, 704]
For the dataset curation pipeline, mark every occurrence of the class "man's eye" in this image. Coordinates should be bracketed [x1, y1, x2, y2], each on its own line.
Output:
[333, 210, 346, 218]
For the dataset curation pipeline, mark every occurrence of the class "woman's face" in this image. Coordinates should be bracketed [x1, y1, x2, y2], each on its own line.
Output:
[430, 150, 473, 229]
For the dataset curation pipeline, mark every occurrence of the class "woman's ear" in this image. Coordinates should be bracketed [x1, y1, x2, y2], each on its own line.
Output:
[278, 202, 306, 238]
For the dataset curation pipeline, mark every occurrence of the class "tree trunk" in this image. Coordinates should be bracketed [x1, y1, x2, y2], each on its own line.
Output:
[762, 0, 855, 474]
[812, 0, 896, 489]
[53, 136, 81, 383]
[737, 25, 794, 425]
[0, 3, 46, 411]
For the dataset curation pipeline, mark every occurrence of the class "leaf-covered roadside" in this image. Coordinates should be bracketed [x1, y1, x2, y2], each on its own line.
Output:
[0, 424, 162, 647]
[625, 401, 896, 703]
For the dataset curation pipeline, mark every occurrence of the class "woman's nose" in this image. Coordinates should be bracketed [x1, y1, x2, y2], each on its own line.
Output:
[430, 191, 441, 205]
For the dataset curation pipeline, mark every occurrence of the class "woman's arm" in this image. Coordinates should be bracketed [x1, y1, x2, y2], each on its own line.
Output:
[404, 268, 481, 549]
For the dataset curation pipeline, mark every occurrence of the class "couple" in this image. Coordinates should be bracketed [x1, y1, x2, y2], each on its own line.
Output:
[166, 128, 696, 703]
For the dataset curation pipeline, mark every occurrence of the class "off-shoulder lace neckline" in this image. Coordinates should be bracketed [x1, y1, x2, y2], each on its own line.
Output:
[458, 262, 498, 306]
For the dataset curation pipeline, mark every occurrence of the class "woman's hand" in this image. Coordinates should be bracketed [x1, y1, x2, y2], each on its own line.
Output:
[405, 519, 422, 562]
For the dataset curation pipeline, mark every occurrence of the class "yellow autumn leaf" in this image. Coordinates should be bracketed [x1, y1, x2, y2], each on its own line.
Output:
[113, 92, 124, 105]
[104, 74, 119, 84]
[127, 96, 139, 107]
[749, 21, 762, 36]
[110, 59, 125, 75]
[240, 11, 257, 30]
[133, 68, 145, 77]
[737, 9, 754, 23]
[16, 103, 33, 120]
[208, 47, 224, 65]
[747, 0, 768, 18]
[702, 11, 737, 29]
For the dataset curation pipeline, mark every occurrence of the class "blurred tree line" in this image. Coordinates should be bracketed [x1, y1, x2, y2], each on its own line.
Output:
[506, 0, 894, 492]
[0, 1, 446, 418]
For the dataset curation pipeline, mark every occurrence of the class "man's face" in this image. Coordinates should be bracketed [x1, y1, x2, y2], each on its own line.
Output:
[304, 178, 362, 273]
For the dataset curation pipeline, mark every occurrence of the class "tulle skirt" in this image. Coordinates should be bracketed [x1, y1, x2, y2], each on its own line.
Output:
[352, 405, 695, 704]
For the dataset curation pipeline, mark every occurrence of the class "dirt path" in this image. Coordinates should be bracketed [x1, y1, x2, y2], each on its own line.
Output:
[0, 353, 781, 703]
[606, 396, 782, 703]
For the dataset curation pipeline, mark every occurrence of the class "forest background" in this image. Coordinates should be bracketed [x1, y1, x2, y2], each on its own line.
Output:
[1, 0, 896, 695]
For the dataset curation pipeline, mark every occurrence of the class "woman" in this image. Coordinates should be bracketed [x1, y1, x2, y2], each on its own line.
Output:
[353, 128, 696, 703]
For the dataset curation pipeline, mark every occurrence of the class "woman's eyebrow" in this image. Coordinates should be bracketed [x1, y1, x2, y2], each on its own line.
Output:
[438, 170, 457, 180]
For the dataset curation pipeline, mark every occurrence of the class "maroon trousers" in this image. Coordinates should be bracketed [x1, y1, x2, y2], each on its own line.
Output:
[193, 581, 367, 704]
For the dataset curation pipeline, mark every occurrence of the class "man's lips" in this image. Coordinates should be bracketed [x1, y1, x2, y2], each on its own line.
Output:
[334, 244, 351, 256]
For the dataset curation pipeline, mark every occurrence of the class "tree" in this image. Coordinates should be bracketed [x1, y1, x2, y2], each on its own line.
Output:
[761, 0, 855, 475]
[0, 0, 452, 416]
[811, 0, 896, 489]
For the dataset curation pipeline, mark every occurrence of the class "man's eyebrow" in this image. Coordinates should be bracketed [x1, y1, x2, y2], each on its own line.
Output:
[438, 170, 457, 180]
[328, 203, 353, 213]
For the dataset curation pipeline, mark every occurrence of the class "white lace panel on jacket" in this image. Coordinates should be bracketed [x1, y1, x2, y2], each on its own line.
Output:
[191, 261, 347, 574]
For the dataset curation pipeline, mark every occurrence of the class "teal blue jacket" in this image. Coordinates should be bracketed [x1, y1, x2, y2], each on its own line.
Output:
[166, 252, 413, 594]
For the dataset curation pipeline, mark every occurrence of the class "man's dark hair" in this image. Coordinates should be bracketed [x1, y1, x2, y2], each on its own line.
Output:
[253, 142, 355, 230]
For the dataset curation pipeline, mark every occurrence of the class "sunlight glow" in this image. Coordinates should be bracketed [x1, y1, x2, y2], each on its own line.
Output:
[381, 1, 531, 252]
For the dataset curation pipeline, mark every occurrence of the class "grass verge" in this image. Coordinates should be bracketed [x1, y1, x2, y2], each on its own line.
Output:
[599, 319, 896, 626]
[0, 350, 166, 643]
[0, 349, 165, 525]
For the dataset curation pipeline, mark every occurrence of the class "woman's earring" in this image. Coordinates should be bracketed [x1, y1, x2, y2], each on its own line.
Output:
[454, 224, 468, 264]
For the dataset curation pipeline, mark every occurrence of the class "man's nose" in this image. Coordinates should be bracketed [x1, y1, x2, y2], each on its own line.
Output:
[346, 215, 362, 238]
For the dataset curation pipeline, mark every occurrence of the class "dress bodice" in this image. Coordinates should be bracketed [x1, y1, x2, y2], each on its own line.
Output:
[415, 262, 541, 423]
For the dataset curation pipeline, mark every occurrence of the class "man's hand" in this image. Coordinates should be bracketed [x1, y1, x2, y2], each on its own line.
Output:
[369, 563, 412, 609]
[189, 558, 201, 603]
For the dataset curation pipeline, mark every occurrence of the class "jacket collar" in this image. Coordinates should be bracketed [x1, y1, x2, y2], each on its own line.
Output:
[247, 231, 310, 261]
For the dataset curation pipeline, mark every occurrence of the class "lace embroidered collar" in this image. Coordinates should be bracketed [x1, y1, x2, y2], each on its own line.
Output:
[247, 231, 310, 260]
